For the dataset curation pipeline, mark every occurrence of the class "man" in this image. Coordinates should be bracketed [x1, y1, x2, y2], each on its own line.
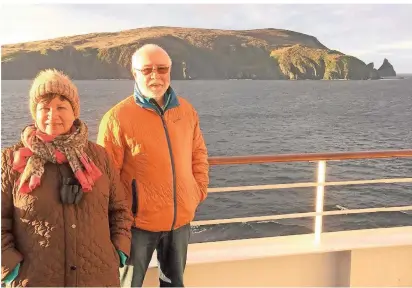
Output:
[97, 44, 209, 287]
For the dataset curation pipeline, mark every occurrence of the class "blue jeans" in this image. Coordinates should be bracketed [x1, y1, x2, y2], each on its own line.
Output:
[120, 224, 191, 287]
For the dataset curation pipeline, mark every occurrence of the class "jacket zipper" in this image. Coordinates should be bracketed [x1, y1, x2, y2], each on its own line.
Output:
[149, 99, 177, 231]
[131, 179, 138, 226]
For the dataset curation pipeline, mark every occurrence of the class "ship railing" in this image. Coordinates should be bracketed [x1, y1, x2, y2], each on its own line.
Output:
[192, 150, 412, 242]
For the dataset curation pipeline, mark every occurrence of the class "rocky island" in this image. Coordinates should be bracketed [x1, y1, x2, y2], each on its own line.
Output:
[1, 26, 396, 80]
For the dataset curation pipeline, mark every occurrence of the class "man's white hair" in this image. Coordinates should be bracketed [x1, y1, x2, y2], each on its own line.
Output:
[131, 44, 172, 70]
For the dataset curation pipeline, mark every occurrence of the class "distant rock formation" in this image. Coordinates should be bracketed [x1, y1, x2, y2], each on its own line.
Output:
[366, 62, 380, 80]
[378, 58, 396, 77]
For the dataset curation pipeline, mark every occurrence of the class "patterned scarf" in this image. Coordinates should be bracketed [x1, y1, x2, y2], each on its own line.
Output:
[12, 119, 102, 194]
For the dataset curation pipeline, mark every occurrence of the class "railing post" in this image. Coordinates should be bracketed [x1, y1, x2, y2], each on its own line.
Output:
[314, 160, 326, 243]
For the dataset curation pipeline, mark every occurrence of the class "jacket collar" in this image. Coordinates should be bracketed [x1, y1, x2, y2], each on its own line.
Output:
[133, 83, 179, 113]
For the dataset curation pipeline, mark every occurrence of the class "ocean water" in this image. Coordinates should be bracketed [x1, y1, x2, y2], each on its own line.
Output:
[2, 78, 412, 243]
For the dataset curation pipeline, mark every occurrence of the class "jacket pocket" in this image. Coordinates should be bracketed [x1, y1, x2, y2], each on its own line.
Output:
[131, 179, 138, 219]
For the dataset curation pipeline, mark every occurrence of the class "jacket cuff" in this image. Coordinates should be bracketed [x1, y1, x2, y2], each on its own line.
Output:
[112, 235, 131, 258]
[2, 263, 20, 284]
[117, 250, 128, 268]
[1, 248, 23, 281]
[198, 183, 208, 202]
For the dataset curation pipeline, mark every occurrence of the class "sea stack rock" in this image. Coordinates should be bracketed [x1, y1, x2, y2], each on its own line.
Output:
[378, 58, 396, 77]
[366, 62, 380, 80]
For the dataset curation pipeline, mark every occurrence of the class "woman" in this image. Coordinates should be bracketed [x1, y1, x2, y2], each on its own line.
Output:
[1, 69, 133, 287]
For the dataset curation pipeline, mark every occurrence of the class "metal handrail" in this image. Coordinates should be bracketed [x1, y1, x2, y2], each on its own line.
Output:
[208, 149, 412, 165]
[207, 178, 412, 193]
[192, 205, 412, 226]
[194, 149, 412, 242]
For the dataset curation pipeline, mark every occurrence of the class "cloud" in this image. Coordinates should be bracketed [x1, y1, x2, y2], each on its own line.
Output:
[377, 41, 412, 51]
[347, 40, 412, 61]
[0, 4, 135, 44]
[379, 52, 394, 56]
[347, 49, 376, 57]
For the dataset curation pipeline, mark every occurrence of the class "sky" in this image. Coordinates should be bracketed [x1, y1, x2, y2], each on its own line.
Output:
[1, 3, 412, 73]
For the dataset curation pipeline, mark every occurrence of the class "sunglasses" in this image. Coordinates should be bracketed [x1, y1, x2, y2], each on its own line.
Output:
[135, 66, 170, 76]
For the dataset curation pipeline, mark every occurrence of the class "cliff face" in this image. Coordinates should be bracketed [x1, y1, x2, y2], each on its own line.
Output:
[270, 45, 375, 80]
[0, 26, 394, 80]
[2, 46, 132, 80]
